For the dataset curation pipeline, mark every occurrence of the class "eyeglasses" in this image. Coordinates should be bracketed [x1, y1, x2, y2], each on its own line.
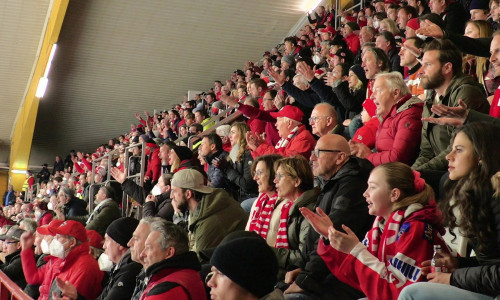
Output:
[311, 149, 342, 157]
[4, 241, 18, 244]
[275, 172, 292, 181]
[308, 116, 329, 123]
[254, 170, 265, 177]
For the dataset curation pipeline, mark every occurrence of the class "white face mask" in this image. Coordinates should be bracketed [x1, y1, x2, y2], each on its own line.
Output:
[341, 16, 346, 23]
[47, 202, 54, 211]
[41, 239, 50, 254]
[416, 33, 427, 40]
[312, 54, 323, 65]
[98, 253, 114, 272]
[151, 185, 162, 196]
[34, 211, 42, 219]
[49, 239, 67, 259]
[373, 20, 380, 29]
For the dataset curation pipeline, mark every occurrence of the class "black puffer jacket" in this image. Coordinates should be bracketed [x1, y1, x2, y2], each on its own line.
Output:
[225, 149, 258, 202]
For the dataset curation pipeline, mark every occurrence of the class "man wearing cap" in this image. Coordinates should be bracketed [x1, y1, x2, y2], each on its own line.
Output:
[319, 26, 336, 42]
[247, 105, 316, 159]
[0, 227, 27, 289]
[53, 217, 142, 300]
[207, 235, 280, 300]
[138, 219, 206, 300]
[20, 220, 103, 300]
[170, 169, 247, 260]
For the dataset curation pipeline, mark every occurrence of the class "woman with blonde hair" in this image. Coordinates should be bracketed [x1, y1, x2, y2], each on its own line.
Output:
[223, 122, 258, 203]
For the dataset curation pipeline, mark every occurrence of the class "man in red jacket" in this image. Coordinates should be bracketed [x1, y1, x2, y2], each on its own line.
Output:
[247, 105, 316, 159]
[139, 219, 206, 300]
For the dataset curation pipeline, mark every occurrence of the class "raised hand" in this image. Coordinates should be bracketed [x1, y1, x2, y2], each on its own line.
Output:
[328, 224, 360, 254]
[300, 207, 332, 238]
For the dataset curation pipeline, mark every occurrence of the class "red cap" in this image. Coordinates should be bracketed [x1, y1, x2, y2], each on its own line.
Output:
[86, 230, 103, 249]
[45, 220, 88, 243]
[363, 99, 377, 117]
[319, 26, 336, 35]
[270, 105, 304, 122]
[406, 18, 420, 31]
[37, 219, 64, 236]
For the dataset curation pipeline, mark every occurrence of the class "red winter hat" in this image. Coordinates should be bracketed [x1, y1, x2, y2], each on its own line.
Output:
[319, 26, 337, 35]
[270, 105, 304, 122]
[363, 99, 377, 118]
[43, 220, 88, 243]
[406, 18, 420, 31]
[86, 230, 103, 249]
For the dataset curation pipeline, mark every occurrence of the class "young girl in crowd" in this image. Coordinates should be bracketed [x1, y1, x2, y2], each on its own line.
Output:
[301, 162, 449, 299]
[398, 122, 500, 300]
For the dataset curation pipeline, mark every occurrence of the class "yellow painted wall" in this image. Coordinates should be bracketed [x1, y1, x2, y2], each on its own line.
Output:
[0, 171, 8, 206]
[9, 0, 69, 191]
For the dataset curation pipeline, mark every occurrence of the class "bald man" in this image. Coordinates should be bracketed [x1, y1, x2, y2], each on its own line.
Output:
[309, 103, 344, 137]
[284, 134, 374, 299]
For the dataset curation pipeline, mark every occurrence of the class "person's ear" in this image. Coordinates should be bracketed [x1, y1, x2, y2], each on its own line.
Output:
[390, 188, 401, 202]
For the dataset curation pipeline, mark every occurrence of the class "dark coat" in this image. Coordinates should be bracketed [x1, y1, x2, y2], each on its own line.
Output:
[0, 250, 26, 289]
[225, 149, 258, 202]
[143, 193, 175, 221]
[97, 251, 142, 300]
[64, 197, 88, 218]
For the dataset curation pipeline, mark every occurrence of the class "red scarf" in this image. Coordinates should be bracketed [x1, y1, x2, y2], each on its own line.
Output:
[275, 201, 294, 249]
[275, 125, 300, 150]
[366, 210, 406, 257]
[248, 193, 279, 239]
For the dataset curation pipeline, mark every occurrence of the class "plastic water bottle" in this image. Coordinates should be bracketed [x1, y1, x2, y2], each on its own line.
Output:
[431, 245, 448, 273]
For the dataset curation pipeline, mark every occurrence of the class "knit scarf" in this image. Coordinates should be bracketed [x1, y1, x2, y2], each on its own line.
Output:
[275, 125, 300, 150]
[275, 200, 294, 249]
[248, 193, 279, 239]
[366, 210, 405, 256]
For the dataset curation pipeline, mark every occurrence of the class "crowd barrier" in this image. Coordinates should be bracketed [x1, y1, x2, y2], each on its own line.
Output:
[0, 271, 32, 300]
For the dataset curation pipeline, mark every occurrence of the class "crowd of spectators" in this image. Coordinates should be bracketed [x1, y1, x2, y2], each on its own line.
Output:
[2, 0, 500, 299]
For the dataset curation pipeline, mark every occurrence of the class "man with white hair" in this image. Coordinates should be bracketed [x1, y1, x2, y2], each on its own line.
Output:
[215, 124, 232, 152]
[349, 72, 424, 166]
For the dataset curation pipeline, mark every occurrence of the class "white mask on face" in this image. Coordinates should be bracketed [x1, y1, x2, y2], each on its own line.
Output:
[49, 239, 67, 259]
[98, 253, 114, 272]
[416, 33, 427, 40]
[312, 54, 323, 65]
[373, 20, 380, 29]
[47, 202, 54, 211]
[151, 185, 162, 196]
[41, 239, 50, 254]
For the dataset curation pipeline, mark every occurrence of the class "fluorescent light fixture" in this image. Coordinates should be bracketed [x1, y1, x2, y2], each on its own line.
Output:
[302, 0, 323, 12]
[11, 169, 27, 174]
[36, 77, 49, 98]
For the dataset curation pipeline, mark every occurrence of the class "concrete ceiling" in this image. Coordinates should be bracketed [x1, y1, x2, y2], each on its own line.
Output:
[23, 0, 310, 166]
[0, 0, 51, 167]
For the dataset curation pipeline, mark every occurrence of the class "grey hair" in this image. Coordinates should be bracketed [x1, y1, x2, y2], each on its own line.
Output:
[293, 74, 309, 87]
[59, 187, 75, 199]
[20, 219, 38, 233]
[215, 124, 231, 137]
[149, 219, 189, 254]
[375, 71, 411, 96]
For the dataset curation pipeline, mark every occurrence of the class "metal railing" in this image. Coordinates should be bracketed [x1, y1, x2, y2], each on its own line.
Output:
[122, 142, 146, 218]
[0, 271, 32, 300]
[334, 0, 364, 30]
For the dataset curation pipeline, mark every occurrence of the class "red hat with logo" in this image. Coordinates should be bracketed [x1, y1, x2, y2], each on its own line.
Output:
[270, 105, 304, 122]
[319, 26, 337, 35]
[406, 18, 420, 31]
[39, 220, 88, 243]
[37, 219, 64, 236]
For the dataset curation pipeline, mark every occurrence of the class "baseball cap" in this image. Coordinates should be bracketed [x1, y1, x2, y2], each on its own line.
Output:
[270, 105, 304, 123]
[171, 169, 213, 194]
[40, 220, 87, 243]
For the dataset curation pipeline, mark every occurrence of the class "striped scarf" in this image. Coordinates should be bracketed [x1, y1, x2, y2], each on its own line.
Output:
[248, 193, 279, 239]
[275, 201, 294, 249]
[274, 125, 300, 150]
[365, 210, 405, 254]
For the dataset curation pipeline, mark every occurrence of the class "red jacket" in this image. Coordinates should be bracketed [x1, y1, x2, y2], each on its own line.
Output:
[140, 252, 206, 300]
[252, 125, 316, 159]
[353, 117, 379, 148]
[344, 33, 360, 55]
[490, 86, 500, 118]
[238, 104, 280, 146]
[367, 95, 423, 166]
[145, 147, 161, 182]
[37, 211, 53, 226]
[22, 242, 103, 300]
[318, 202, 449, 300]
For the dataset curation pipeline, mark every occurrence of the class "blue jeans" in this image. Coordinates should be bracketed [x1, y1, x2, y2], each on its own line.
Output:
[398, 282, 494, 300]
[241, 197, 257, 214]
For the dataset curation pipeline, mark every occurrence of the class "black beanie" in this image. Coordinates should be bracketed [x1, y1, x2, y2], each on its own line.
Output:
[173, 146, 193, 162]
[106, 217, 139, 247]
[210, 236, 278, 298]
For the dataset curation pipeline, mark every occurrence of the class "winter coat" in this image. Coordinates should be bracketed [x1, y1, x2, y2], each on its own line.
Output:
[413, 74, 490, 171]
[295, 157, 374, 298]
[367, 95, 423, 166]
[37, 211, 54, 226]
[345, 32, 360, 55]
[85, 200, 122, 237]
[0, 250, 26, 289]
[333, 82, 366, 120]
[64, 197, 88, 218]
[318, 202, 448, 300]
[238, 104, 280, 146]
[145, 147, 161, 183]
[205, 150, 228, 188]
[139, 251, 206, 300]
[143, 193, 175, 221]
[21, 242, 103, 300]
[252, 125, 316, 159]
[24, 253, 48, 299]
[225, 149, 258, 202]
[188, 188, 247, 259]
[273, 187, 321, 279]
[97, 251, 142, 300]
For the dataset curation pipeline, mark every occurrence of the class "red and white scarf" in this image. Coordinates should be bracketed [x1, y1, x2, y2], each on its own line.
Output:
[275, 201, 294, 249]
[367, 210, 405, 256]
[274, 125, 300, 150]
[248, 193, 279, 239]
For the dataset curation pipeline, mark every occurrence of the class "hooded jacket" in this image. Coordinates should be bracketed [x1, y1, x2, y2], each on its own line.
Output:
[188, 188, 247, 260]
[318, 202, 448, 300]
[139, 251, 206, 300]
[413, 74, 489, 171]
[367, 95, 423, 166]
